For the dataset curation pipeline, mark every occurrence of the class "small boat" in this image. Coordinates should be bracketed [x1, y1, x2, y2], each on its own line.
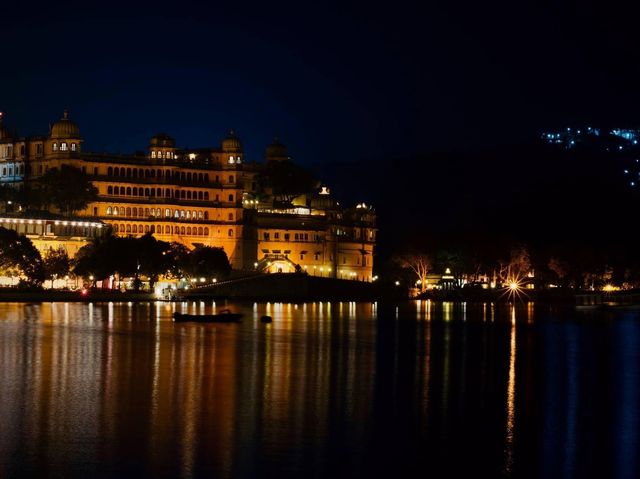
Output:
[260, 315, 273, 323]
[173, 309, 243, 323]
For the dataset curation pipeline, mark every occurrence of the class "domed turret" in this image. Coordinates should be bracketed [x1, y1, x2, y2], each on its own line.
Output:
[149, 133, 176, 160]
[222, 130, 242, 153]
[50, 109, 80, 139]
[265, 137, 289, 162]
[0, 112, 12, 142]
[150, 133, 176, 148]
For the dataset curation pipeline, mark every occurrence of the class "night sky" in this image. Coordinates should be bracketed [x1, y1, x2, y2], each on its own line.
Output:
[4, 1, 640, 257]
[4, 1, 639, 164]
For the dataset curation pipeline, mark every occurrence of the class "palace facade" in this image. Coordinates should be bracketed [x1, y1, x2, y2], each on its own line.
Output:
[0, 111, 376, 281]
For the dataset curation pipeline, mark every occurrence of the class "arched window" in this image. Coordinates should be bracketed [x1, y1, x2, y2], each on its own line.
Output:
[119, 207, 125, 216]
[181, 172, 186, 181]
[52, 143, 58, 151]
[174, 211, 179, 218]
[126, 207, 131, 216]
[108, 167, 113, 176]
[187, 191, 192, 200]
[165, 208, 171, 217]
[127, 168, 132, 177]
[181, 190, 186, 199]
[204, 227, 209, 236]
[165, 188, 170, 197]
[228, 229, 233, 237]
[187, 172, 192, 182]
[118, 186, 124, 195]
[198, 191, 203, 200]
[132, 169, 138, 178]
[126, 224, 132, 233]
[156, 225, 162, 234]
[144, 225, 149, 233]
[107, 207, 112, 215]
[126, 187, 131, 196]
[180, 226, 185, 235]
[145, 208, 150, 217]
[145, 188, 150, 196]
[151, 170, 156, 178]
[204, 211, 209, 220]
[132, 208, 138, 217]
[186, 211, 191, 219]
[198, 227, 203, 235]
[150, 188, 155, 197]
[228, 213, 233, 221]
[107, 186, 113, 195]
[133, 187, 138, 196]
[132, 225, 138, 233]
[175, 189, 179, 198]
[198, 173, 203, 182]
[187, 227, 192, 235]
[113, 224, 118, 233]
[156, 188, 161, 197]
[138, 207, 143, 217]
[228, 194, 234, 202]
[192, 210, 196, 219]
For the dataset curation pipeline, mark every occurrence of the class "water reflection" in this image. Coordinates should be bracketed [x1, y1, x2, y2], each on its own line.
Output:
[0, 302, 638, 478]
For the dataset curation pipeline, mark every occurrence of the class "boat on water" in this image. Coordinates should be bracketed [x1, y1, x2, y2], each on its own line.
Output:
[173, 309, 243, 323]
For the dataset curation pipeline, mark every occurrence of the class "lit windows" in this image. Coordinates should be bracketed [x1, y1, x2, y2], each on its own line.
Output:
[228, 229, 233, 237]
[151, 151, 156, 158]
[52, 143, 58, 151]
[71, 143, 77, 151]
[60, 142, 68, 151]
[229, 156, 235, 164]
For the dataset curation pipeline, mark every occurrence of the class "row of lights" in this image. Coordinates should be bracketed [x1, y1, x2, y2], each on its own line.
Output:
[0, 217, 103, 228]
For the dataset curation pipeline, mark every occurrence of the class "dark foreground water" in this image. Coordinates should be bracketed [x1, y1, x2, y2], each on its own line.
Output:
[0, 301, 638, 478]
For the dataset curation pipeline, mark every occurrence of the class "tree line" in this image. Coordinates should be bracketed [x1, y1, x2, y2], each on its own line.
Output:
[391, 241, 640, 292]
[0, 227, 231, 290]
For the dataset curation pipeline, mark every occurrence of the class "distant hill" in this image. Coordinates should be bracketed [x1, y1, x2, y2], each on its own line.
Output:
[316, 143, 638, 261]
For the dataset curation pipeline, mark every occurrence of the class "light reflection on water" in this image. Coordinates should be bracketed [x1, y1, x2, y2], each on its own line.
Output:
[0, 301, 638, 478]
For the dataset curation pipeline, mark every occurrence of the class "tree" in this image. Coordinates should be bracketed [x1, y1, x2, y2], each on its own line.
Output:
[548, 257, 570, 287]
[40, 165, 98, 216]
[184, 246, 231, 280]
[265, 160, 319, 204]
[43, 247, 70, 288]
[393, 253, 432, 292]
[0, 227, 44, 286]
[499, 245, 532, 284]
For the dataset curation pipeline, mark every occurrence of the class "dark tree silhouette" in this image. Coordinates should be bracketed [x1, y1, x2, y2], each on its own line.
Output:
[40, 165, 98, 216]
[0, 227, 44, 286]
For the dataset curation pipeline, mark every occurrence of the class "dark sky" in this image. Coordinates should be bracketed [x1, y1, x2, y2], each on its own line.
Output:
[3, 0, 640, 167]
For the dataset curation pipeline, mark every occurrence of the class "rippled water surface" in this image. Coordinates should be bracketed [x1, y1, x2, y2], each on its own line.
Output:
[0, 301, 638, 478]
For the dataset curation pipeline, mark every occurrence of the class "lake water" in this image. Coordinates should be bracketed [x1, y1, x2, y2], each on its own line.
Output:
[0, 301, 638, 478]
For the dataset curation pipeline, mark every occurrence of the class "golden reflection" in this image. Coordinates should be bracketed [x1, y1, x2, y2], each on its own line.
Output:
[527, 302, 534, 324]
[504, 305, 517, 475]
[442, 302, 452, 322]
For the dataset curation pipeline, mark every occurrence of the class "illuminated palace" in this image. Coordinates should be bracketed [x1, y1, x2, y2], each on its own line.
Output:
[0, 111, 376, 281]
